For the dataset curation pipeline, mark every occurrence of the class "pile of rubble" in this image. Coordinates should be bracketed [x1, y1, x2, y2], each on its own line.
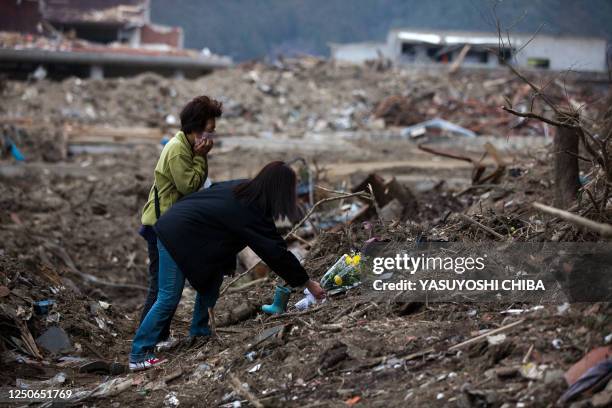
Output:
[1, 57, 611, 406]
[2, 57, 608, 160]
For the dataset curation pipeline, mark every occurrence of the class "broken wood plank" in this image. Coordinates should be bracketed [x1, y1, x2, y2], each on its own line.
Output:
[64, 125, 165, 143]
[15, 319, 43, 359]
[448, 319, 525, 351]
[449, 44, 471, 74]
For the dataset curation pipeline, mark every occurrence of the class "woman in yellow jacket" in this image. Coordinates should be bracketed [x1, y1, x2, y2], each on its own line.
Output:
[139, 95, 222, 344]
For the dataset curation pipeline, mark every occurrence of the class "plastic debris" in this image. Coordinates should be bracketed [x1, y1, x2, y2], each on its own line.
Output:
[33, 300, 55, 315]
[400, 118, 477, 138]
[557, 302, 570, 315]
[165, 114, 178, 125]
[295, 288, 317, 311]
[501, 305, 544, 315]
[520, 363, 547, 380]
[94, 316, 107, 330]
[36, 326, 72, 354]
[565, 347, 612, 386]
[245, 351, 257, 362]
[9, 141, 26, 161]
[163, 391, 180, 407]
[156, 337, 180, 352]
[346, 396, 362, 406]
[560, 358, 612, 403]
[373, 357, 403, 371]
[189, 363, 212, 382]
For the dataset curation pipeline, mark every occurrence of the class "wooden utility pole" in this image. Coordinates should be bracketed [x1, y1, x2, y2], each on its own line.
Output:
[553, 113, 581, 208]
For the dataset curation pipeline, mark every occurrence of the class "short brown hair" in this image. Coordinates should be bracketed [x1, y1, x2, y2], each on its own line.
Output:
[180, 95, 222, 134]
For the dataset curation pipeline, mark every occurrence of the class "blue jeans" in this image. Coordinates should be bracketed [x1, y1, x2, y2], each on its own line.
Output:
[138, 225, 174, 342]
[130, 239, 222, 362]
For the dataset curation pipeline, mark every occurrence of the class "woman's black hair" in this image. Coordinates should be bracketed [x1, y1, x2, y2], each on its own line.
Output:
[180, 95, 223, 134]
[233, 161, 299, 220]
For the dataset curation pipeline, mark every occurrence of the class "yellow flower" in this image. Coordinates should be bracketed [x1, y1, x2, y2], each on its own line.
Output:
[334, 275, 343, 286]
[344, 255, 353, 266]
[352, 254, 361, 266]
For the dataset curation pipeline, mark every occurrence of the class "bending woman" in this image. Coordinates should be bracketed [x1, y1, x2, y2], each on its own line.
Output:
[130, 161, 325, 370]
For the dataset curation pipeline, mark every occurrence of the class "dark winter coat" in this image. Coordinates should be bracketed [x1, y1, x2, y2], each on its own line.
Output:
[154, 180, 309, 293]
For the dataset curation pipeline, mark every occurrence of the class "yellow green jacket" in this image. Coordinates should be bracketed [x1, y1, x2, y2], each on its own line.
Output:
[141, 131, 207, 225]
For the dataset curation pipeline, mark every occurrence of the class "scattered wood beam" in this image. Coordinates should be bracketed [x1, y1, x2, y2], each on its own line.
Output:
[448, 319, 525, 351]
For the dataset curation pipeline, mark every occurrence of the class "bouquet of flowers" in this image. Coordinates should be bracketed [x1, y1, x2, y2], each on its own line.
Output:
[320, 253, 363, 290]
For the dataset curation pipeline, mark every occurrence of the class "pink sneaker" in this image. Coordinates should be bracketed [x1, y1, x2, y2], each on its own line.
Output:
[129, 357, 166, 372]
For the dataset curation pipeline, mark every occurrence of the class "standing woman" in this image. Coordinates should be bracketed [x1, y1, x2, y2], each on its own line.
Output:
[130, 161, 325, 370]
[139, 96, 222, 345]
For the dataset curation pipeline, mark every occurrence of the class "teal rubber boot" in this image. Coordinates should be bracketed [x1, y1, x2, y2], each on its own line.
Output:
[261, 285, 291, 315]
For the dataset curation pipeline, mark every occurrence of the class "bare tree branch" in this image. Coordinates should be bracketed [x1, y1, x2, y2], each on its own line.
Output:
[501, 106, 578, 129]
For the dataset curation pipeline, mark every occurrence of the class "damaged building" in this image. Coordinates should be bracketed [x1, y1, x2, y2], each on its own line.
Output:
[330, 28, 609, 73]
[0, 0, 231, 79]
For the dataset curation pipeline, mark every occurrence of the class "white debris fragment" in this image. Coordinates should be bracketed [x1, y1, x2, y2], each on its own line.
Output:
[165, 114, 178, 125]
[487, 334, 507, 346]
[556, 303, 570, 315]
[164, 391, 180, 407]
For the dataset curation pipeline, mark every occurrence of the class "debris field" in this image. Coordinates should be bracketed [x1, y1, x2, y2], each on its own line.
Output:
[1, 59, 611, 407]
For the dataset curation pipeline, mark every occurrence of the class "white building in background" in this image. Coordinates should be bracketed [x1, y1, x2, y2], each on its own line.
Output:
[329, 41, 390, 64]
[330, 28, 609, 73]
